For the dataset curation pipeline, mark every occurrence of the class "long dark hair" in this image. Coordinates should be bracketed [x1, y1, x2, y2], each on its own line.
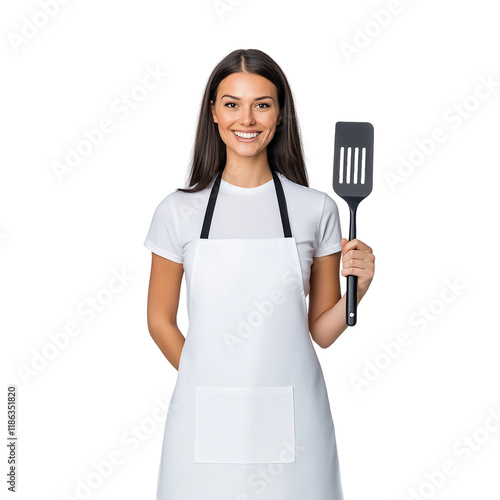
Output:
[177, 49, 309, 193]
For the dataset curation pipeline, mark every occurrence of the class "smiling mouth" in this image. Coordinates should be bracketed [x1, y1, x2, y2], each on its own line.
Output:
[232, 131, 262, 139]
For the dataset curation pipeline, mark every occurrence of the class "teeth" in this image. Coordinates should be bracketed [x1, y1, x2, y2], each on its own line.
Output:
[233, 131, 260, 139]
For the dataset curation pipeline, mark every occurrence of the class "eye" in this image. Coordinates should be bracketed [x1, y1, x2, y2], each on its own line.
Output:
[257, 103, 271, 109]
[224, 102, 237, 108]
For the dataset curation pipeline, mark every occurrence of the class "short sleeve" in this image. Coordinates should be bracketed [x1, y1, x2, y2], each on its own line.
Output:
[313, 193, 342, 257]
[143, 194, 183, 263]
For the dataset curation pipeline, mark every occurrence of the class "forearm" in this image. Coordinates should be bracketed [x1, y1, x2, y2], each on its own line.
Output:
[148, 320, 185, 371]
[310, 289, 366, 349]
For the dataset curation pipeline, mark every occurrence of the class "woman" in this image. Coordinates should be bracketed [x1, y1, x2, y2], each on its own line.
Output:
[145, 48, 375, 500]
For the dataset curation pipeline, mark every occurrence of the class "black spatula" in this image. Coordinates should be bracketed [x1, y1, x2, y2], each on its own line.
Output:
[333, 121, 374, 326]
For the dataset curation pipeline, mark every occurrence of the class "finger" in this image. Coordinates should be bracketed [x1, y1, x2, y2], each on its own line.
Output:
[343, 238, 370, 253]
[341, 265, 374, 278]
[342, 258, 372, 272]
[341, 266, 368, 277]
[342, 249, 362, 262]
[343, 249, 375, 263]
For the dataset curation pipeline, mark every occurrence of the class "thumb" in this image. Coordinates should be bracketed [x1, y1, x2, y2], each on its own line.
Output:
[341, 237, 348, 254]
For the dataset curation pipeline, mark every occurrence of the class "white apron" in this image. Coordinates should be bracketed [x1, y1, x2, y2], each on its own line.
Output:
[156, 166, 344, 500]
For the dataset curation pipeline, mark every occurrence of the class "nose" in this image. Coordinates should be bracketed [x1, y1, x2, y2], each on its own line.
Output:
[239, 105, 256, 126]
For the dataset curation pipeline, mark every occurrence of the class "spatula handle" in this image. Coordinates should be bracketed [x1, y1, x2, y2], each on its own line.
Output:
[347, 206, 357, 326]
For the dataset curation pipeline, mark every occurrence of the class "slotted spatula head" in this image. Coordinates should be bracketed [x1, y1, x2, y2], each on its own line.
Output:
[333, 121, 374, 203]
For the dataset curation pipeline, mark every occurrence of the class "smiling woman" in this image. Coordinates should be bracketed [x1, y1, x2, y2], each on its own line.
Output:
[177, 48, 309, 192]
[144, 48, 374, 500]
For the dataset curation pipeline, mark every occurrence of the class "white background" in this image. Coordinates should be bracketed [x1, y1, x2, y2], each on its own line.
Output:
[1, 1, 499, 499]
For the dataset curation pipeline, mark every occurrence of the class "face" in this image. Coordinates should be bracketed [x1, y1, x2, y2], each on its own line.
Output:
[210, 72, 282, 161]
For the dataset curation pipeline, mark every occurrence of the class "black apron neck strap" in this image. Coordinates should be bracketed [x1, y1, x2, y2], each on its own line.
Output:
[200, 166, 292, 239]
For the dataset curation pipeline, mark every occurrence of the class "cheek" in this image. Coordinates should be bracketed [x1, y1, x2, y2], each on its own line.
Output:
[214, 109, 232, 127]
[262, 114, 279, 130]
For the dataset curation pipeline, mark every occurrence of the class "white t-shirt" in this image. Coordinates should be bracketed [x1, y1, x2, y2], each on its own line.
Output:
[144, 171, 343, 297]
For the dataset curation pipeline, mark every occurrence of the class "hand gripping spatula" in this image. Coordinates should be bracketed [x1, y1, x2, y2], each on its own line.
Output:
[333, 121, 374, 326]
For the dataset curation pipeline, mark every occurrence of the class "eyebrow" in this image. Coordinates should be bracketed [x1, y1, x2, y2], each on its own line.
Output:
[221, 94, 274, 101]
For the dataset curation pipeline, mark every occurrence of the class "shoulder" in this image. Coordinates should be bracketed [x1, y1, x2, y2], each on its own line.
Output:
[277, 171, 336, 213]
[154, 184, 211, 209]
[150, 185, 211, 227]
[149, 191, 177, 221]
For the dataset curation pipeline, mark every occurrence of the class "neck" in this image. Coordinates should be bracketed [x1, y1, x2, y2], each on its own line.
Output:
[222, 150, 273, 188]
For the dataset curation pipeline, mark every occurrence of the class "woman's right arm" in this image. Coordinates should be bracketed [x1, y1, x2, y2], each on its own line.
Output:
[146, 252, 185, 371]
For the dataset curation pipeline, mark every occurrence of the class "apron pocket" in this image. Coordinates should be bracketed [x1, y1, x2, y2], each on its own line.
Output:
[195, 386, 296, 464]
